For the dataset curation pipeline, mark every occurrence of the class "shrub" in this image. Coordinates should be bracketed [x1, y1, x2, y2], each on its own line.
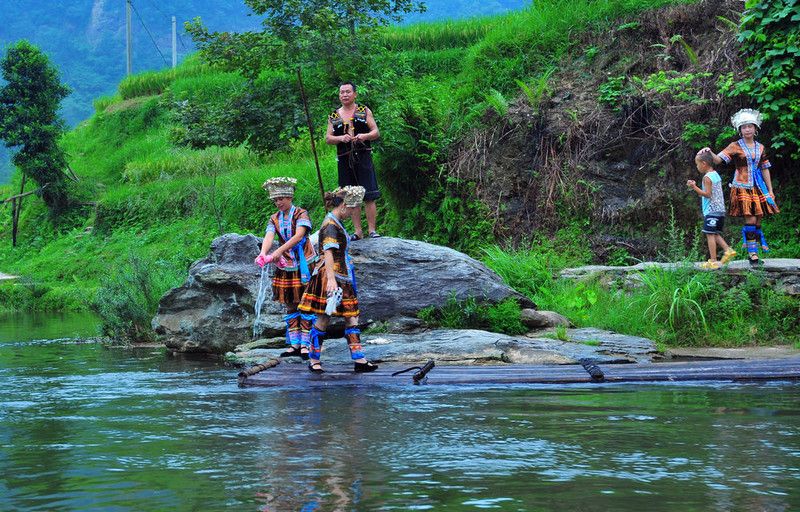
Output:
[417, 294, 526, 335]
[92, 255, 181, 343]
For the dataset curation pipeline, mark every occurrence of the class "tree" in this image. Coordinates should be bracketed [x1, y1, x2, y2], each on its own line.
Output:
[187, 0, 426, 79]
[0, 40, 72, 214]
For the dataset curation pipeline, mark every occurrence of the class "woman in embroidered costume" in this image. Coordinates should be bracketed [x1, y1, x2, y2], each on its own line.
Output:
[255, 177, 319, 359]
[700, 109, 778, 265]
[297, 186, 379, 374]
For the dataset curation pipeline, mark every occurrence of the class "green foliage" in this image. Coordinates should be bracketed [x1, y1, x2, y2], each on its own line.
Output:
[640, 267, 708, 335]
[482, 245, 563, 303]
[539, 268, 800, 347]
[417, 294, 526, 335]
[516, 67, 555, 110]
[731, 0, 800, 157]
[660, 205, 702, 263]
[122, 145, 262, 184]
[486, 299, 527, 335]
[0, 40, 71, 214]
[598, 75, 627, 110]
[638, 70, 711, 104]
[379, 17, 497, 51]
[681, 122, 711, 151]
[93, 254, 182, 343]
[485, 88, 509, 116]
[669, 34, 698, 65]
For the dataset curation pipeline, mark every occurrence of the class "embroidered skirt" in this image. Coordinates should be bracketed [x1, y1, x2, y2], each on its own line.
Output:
[271, 269, 306, 305]
[297, 269, 359, 317]
[729, 187, 779, 217]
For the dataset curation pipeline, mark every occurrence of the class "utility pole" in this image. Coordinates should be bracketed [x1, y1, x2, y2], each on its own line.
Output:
[126, 0, 133, 76]
[172, 16, 177, 69]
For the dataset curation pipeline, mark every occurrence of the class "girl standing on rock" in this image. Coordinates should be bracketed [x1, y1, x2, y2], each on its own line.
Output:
[255, 177, 318, 359]
[700, 108, 779, 265]
[297, 186, 379, 373]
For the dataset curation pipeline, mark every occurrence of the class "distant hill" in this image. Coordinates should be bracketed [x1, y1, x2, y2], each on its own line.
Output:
[0, 0, 529, 183]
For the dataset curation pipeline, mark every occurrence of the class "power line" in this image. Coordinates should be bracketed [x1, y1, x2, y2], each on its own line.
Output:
[130, 0, 169, 66]
[141, 0, 170, 19]
[137, 0, 191, 52]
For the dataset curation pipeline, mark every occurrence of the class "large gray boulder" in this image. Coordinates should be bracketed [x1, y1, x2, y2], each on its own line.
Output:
[154, 233, 532, 353]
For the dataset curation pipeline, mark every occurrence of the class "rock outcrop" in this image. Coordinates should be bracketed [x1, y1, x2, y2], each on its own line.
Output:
[154, 233, 532, 354]
[229, 327, 660, 366]
[560, 259, 800, 296]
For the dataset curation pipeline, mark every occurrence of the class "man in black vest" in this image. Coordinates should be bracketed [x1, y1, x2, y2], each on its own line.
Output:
[325, 82, 381, 239]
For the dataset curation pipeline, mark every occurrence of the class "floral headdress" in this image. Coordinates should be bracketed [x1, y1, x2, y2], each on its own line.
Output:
[262, 176, 297, 199]
[334, 186, 366, 207]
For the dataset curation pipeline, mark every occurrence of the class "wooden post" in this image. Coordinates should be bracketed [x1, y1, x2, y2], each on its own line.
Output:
[296, 66, 326, 207]
[11, 175, 25, 247]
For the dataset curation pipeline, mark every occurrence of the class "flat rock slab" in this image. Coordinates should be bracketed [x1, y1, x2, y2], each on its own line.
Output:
[0, 273, 18, 281]
[238, 357, 800, 388]
[560, 259, 800, 295]
[229, 327, 660, 366]
[667, 346, 800, 360]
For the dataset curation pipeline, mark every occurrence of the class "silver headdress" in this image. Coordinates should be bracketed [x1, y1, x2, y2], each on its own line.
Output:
[334, 186, 366, 207]
[262, 176, 297, 199]
[730, 108, 762, 131]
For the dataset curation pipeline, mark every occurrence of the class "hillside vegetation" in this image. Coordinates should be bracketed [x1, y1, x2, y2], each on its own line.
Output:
[1, 0, 798, 346]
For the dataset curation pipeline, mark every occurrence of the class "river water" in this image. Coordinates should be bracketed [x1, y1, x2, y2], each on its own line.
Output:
[1, 313, 799, 511]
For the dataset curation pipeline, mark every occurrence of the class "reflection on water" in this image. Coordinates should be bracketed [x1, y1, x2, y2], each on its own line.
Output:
[0, 314, 799, 511]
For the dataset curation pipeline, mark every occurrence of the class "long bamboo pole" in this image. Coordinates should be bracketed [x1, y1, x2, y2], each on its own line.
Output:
[296, 66, 326, 207]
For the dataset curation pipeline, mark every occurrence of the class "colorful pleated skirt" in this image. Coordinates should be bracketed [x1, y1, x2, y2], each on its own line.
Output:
[729, 187, 779, 217]
[271, 269, 306, 305]
[297, 268, 359, 317]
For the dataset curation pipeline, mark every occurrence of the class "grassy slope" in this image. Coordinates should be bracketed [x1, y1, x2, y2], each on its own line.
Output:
[2, 0, 796, 347]
[0, 0, 690, 307]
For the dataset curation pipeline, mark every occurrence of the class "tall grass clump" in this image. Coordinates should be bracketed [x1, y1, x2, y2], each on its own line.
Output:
[456, 0, 691, 105]
[380, 16, 499, 51]
[93, 254, 182, 343]
[639, 266, 708, 335]
[118, 58, 212, 100]
[122, 145, 262, 183]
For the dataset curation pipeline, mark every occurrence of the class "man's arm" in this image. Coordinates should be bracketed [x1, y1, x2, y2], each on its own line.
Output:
[355, 107, 380, 142]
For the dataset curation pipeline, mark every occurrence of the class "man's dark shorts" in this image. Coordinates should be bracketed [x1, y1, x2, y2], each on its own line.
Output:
[702, 214, 725, 234]
[337, 150, 380, 201]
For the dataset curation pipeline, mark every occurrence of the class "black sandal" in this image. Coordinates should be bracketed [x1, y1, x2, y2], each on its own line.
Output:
[279, 347, 303, 358]
[349, 233, 362, 241]
[300, 351, 310, 361]
[308, 363, 324, 373]
[354, 361, 378, 373]
[748, 254, 763, 266]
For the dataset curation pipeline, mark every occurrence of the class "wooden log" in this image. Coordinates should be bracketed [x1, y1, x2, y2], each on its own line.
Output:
[238, 358, 800, 388]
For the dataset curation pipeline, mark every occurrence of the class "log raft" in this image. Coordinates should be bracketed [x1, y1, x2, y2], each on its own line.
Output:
[238, 357, 800, 388]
